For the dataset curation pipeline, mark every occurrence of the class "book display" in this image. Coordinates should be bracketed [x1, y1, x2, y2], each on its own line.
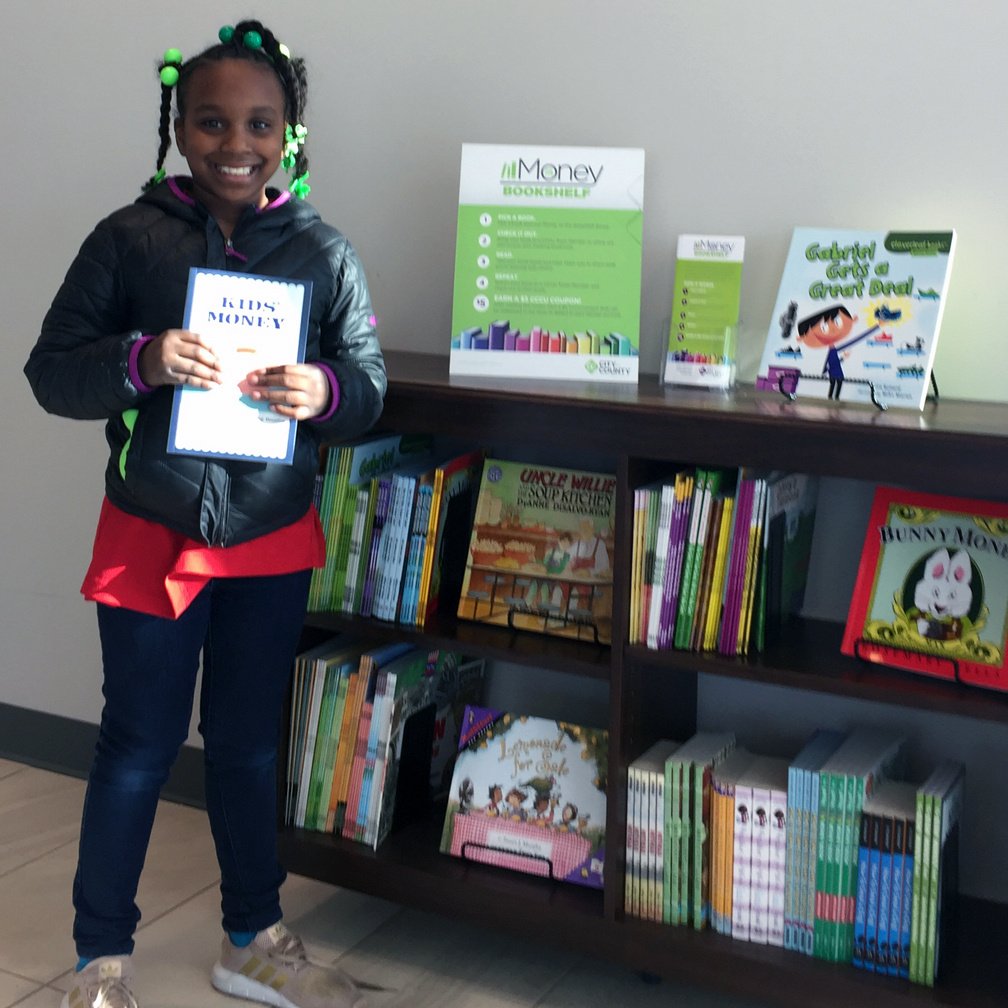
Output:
[457, 458, 616, 644]
[755, 228, 956, 410]
[283, 351, 1008, 1008]
[439, 705, 608, 889]
[841, 487, 1008, 693]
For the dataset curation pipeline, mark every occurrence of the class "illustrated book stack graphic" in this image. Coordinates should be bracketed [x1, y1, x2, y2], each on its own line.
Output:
[841, 486, 1008, 693]
[440, 705, 608, 889]
[756, 227, 956, 410]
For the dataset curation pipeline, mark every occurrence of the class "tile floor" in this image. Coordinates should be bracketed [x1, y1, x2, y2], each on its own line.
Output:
[0, 757, 768, 1007]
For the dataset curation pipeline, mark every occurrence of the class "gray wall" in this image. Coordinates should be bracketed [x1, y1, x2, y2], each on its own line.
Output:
[4, 2, 1005, 897]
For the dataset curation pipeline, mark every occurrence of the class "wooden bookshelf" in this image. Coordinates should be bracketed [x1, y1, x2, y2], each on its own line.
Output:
[283, 350, 1008, 1008]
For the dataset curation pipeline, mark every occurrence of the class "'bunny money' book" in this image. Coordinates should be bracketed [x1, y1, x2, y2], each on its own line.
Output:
[841, 486, 1008, 692]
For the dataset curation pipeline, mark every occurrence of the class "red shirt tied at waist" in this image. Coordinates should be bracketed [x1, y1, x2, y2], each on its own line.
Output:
[81, 497, 326, 619]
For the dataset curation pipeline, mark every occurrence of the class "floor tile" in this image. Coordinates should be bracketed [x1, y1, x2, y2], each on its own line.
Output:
[540, 956, 771, 1008]
[340, 905, 577, 1007]
[0, 766, 84, 877]
[0, 799, 219, 985]
[0, 968, 40, 1008]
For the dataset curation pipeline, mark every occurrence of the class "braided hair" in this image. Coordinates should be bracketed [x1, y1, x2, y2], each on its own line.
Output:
[144, 19, 309, 193]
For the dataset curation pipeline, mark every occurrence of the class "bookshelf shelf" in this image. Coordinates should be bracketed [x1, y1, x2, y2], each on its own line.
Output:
[282, 351, 1008, 1008]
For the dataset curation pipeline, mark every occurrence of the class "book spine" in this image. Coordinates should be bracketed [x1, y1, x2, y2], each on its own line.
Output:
[712, 771, 726, 935]
[731, 780, 753, 941]
[811, 770, 834, 959]
[625, 763, 638, 918]
[874, 814, 894, 973]
[749, 784, 771, 944]
[783, 763, 798, 951]
[852, 811, 872, 969]
[767, 783, 787, 947]
[667, 760, 682, 925]
[898, 820, 915, 979]
[908, 790, 930, 984]
[885, 814, 907, 977]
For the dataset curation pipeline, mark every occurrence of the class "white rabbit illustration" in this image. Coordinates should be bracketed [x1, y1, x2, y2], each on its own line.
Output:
[914, 547, 972, 639]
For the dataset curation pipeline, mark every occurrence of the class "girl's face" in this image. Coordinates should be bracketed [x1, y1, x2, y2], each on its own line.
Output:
[174, 59, 286, 231]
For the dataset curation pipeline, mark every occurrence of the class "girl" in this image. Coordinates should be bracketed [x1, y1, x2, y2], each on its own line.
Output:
[24, 19, 384, 1008]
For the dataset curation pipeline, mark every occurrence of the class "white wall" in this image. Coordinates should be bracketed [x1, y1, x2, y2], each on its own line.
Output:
[3, 2, 1006, 895]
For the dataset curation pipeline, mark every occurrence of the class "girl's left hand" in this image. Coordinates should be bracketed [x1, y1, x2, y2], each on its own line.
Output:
[241, 364, 331, 420]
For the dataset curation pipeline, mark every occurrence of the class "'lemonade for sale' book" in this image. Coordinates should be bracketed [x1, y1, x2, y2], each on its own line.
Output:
[439, 705, 608, 889]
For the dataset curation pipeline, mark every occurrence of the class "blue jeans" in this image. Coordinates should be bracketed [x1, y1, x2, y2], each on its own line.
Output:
[72, 569, 311, 959]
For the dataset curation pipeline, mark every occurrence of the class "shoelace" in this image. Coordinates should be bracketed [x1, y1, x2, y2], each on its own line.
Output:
[89, 978, 138, 1008]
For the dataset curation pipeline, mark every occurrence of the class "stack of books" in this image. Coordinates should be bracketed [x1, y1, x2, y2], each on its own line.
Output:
[310, 435, 483, 628]
[630, 468, 818, 655]
[286, 637, 484, 849]
[623, 726, 964, 989]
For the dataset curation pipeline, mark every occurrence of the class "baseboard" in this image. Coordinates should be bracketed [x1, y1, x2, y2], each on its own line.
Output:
[0, 702, 206, 808]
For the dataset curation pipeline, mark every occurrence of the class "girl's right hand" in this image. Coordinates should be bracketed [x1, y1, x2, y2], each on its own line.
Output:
[139, 329, 222, 389]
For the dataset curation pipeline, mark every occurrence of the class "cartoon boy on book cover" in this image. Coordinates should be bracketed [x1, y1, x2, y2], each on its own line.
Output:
[796, 305, 879, 400]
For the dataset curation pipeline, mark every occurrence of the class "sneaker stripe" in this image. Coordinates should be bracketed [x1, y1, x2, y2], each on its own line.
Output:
[239, 957, 262, 978]
[254, 964, 277, 983]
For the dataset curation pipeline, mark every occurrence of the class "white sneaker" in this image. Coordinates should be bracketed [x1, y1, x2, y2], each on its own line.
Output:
[61, 955, 139, 1008]
[211, 922, 366, 1008]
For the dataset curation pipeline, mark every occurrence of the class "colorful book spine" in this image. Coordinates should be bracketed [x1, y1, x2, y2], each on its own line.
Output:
[852, 811, 873, 969]
[731, 777, 753, 941]
[767, 779, 787, 947]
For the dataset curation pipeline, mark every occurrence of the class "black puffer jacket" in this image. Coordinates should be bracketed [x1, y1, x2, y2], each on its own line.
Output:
[25, 178, 386, 546]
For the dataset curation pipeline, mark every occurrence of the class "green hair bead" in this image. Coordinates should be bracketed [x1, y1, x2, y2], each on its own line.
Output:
[218, 25, 235, 43]
[163, 47, 182, 65]
[242, 30, 263, 50]
[159, 66, 179, 87]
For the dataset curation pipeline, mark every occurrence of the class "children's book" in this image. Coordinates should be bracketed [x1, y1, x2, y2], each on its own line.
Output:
[370, 653, 484, 850]
[309, 432, 432, 612]
[416, 450, 484, 628]
[841, 486, 1008, 693]
[457, 459, 616, 644]
[627, 739, 680, 921]
[440, 706, 608, 889]
[759, 472, 820, 650]
[755, 227, 956, 410]
[709, 749, 753, 935]
[663, 234, 745, 390]
[678, 731, 737, 930]
[784, 728, 846, 954]
[812, 729, 905, 963]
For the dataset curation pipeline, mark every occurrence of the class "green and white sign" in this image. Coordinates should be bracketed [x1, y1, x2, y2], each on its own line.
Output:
[663, 234, 745, 390]
[449, 143, 645, 383]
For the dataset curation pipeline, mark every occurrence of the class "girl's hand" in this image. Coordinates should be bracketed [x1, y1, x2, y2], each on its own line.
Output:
[140, 329, 222, 389]
[242, 364, 331, 420]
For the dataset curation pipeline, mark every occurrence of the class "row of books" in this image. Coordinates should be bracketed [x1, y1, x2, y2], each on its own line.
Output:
[285, 634, 484, 849]
[308, 431, 483, 627]
[625, 727, 963, 988]
[629, 468, 818, 655]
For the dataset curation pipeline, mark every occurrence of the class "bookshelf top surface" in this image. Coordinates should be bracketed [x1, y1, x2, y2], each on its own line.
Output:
[380, 351, 1008, 499]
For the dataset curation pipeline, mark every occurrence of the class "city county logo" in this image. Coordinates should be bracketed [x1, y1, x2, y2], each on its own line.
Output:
[585, 358, 633, 378]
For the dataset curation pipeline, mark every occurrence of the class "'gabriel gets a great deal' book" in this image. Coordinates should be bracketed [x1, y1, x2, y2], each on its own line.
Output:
[439, 705, 608, 889]
[841, 486, 1008, 693]
[457, 459, 616, 644]
[756, 228, 956, 410]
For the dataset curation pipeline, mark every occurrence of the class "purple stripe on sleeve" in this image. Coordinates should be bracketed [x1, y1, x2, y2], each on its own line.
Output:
[129, 336, 157, 394]
[310, 363, 341, 423]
